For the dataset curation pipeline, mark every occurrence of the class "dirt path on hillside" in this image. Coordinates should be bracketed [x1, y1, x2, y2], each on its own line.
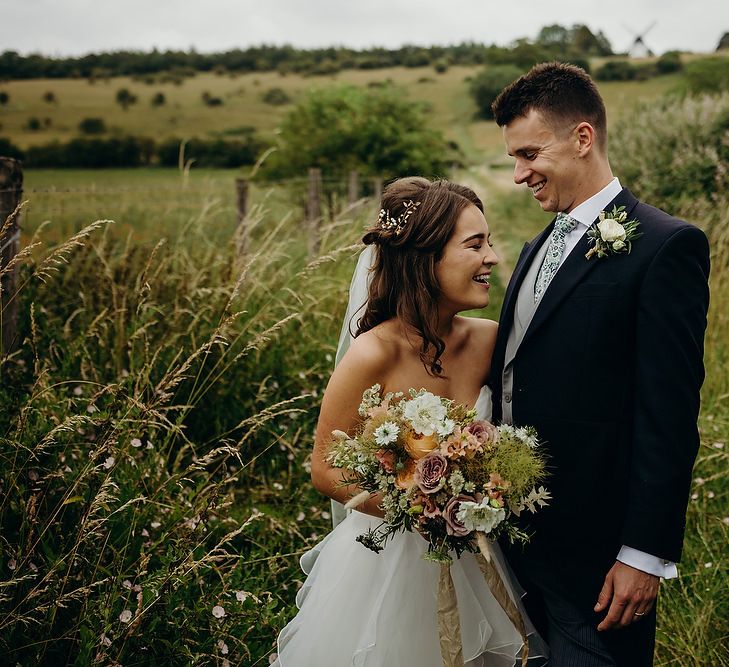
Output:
[457, 164, 522, 284]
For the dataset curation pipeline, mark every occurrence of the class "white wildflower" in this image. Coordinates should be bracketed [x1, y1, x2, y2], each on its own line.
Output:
[150, 521, 161, 529]
[436, 418, 456, 437]
[457, 499, 506, 534]
[273, 482, 283, 491]
[101, 633, 112, 647]
[122, 579, 132, 589]
[119, 609, 132, 623]
[212, 605, 226, 618]
[131, 438, 143, 448]
[87, 404, 97, 414]
[8, 558, 16, 570]
[217, 640, 229, 655]
[73, 386, 83, 396]
[103, 456, 115, 469]
[402, 392, 447, 436]
[374, 421, 399, 446]
[296, 511, 305, 522]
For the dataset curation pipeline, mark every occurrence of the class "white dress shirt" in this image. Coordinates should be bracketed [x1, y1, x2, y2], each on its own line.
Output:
[554, 177, 678, 579]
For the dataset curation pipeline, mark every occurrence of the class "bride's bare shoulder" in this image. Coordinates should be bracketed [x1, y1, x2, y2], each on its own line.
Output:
[334, 321, 401, 380]
[459, 316, 498, 343]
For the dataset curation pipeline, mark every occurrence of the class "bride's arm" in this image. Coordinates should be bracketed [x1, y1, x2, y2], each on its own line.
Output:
[311, 333, 390, 519]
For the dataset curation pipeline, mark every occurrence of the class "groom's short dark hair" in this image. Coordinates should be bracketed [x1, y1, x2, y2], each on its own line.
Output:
[492, 62, 607, 150]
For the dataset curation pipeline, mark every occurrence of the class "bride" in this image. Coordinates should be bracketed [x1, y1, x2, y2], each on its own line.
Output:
[273, 177, 546, 666]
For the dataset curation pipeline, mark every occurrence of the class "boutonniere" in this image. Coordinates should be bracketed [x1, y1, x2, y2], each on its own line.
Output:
[585, 206, 643, 260]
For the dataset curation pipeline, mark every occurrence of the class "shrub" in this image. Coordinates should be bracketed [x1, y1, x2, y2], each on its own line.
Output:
[42, 90, 57, 104]
[262, 84, 452, 191]
[26, 116, 42, 131]
[595, 60, 636, 81]
[25, 136, 155, 167]
[156, 135, 263, 168]
[469, 65, 523, 120]
[115, 87, 138, 110]
[78, 117, 106, 135]
[151, 91, 166, 107]
[656, 51, 683, 75]
[683, 56, 729, 95]
[262, 87, 291, 105]
[611, 93, 729, 213]
[434, 59, 449, 74]
[202, 91, 224, 106]
[0, 137, 23, 159]
[0, 91, 8, 105]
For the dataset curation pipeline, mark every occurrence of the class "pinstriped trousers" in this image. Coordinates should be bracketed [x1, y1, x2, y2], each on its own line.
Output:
[518, 580, 656, 666]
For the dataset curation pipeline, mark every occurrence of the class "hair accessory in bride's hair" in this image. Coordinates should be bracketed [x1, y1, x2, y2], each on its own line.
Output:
[378, 200, 421, 235]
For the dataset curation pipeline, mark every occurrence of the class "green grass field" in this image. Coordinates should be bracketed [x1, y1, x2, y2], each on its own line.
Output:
[2, 66, 683, 164]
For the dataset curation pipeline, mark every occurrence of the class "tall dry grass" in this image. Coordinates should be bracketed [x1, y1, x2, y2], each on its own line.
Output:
[611, 93, 729, 666]
[0, 195, 367, 665]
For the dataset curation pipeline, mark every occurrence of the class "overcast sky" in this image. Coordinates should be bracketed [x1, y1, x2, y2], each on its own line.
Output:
[4, 0, 728, 57]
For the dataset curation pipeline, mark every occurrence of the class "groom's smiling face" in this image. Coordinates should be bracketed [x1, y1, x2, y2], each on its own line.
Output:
[503, 109, 586, 214]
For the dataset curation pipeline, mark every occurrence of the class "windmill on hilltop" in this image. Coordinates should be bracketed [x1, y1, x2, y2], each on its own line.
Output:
[623, 21, 657, 58]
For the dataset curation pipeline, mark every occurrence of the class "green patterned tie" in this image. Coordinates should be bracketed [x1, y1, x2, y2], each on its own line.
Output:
[533, 212, 578, 302]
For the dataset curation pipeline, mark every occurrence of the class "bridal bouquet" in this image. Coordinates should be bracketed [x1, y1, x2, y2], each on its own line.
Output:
[328, 385, 550, 563]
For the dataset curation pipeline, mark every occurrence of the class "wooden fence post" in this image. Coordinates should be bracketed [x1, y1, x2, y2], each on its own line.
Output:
[307, 168, 322, 258]
[0, 157, 23, 357]
[347, 170, 359, 206]
[235, 177, 249, 254]
[372, 177, 383, 205]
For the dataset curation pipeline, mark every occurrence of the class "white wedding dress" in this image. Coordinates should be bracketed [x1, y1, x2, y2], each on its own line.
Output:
[273, 387, 547, 666]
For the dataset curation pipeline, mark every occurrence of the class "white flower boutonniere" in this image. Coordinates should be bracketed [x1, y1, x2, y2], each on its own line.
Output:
[585, 205, 642, 260]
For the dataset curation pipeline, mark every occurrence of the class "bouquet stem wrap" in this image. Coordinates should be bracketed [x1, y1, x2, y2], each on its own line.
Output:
[436, 532, 529, 667]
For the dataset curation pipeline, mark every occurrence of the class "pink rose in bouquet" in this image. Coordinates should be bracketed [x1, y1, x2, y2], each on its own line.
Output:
[443, 494, 475, 537]
[415, 451, 448, 494]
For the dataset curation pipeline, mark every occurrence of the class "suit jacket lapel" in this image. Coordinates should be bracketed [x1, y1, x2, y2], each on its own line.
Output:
[493, 225, 553, 367]
[518, 188, 640, 351]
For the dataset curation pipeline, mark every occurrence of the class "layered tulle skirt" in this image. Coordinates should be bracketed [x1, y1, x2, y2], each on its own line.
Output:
[273, 510, 546, 666]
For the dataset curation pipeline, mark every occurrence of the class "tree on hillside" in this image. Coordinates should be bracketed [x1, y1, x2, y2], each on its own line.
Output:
[78, 117, 106, 134]
[263, 85, 452, 211]
[537, 24, 570, 50]
[151, 92, 166, 107]
[571, 25, 613, 56]
[469, 65, 523, 119]
[42, 91, 57, 104]
[115, 88, 137, 110]
[718, 32, 729, 51]
[0, 91, 9, 106]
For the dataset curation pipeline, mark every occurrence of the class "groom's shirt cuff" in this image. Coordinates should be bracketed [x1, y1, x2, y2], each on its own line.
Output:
[618, 546, 678, 579]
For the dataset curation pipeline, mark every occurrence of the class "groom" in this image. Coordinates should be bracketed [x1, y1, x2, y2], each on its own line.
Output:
[488, 63, 710, 665]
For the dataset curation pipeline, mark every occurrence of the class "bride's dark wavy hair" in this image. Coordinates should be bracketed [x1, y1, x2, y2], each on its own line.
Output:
[357, 176, 484, 376]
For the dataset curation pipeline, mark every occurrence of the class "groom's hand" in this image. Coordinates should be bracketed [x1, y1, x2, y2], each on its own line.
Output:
[594, 561, 659, 631]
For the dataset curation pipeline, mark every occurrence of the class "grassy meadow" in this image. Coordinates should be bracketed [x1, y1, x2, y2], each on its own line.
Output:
[1, 63, 727, 665]
[2, 65, 683, 163]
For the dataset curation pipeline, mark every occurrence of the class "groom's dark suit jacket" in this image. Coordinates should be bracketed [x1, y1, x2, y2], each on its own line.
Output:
[490, 188, 710, 605]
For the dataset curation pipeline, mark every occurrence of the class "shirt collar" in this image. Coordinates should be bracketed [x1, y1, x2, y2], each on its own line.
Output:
[567, 177, 622, 229]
